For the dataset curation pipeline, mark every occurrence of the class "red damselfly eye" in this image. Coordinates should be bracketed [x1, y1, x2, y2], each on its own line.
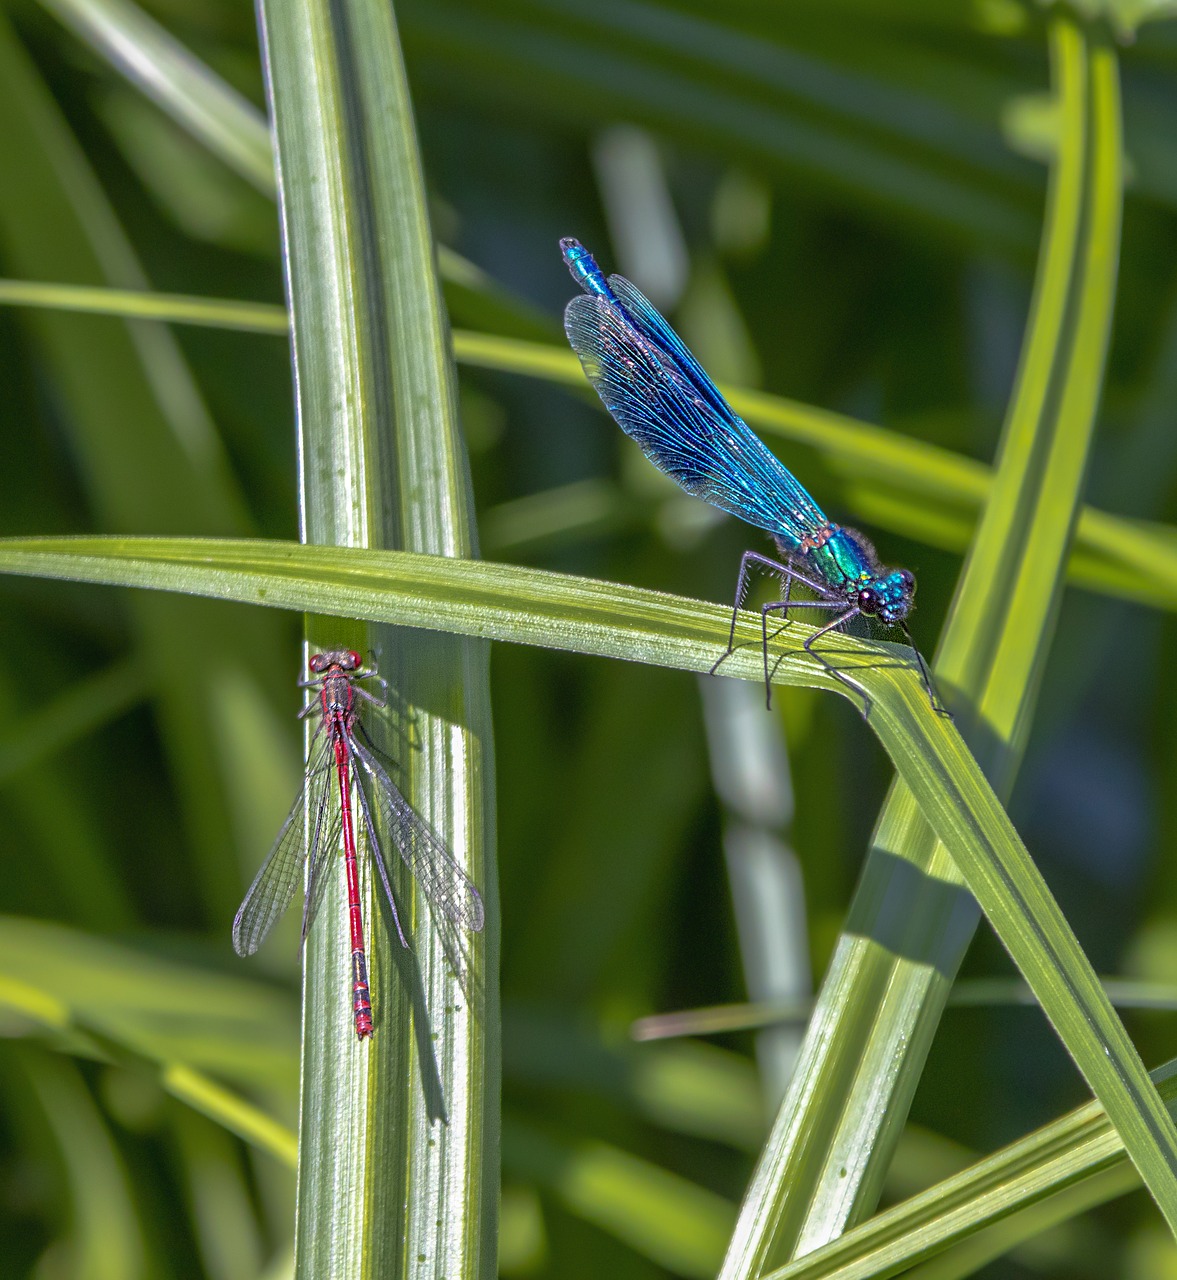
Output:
[308, 653, 328, 673]
[343, 650, 362, 669]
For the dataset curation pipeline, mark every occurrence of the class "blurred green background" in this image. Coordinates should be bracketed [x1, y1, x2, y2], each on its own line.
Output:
[3, 0, 1177, 1276]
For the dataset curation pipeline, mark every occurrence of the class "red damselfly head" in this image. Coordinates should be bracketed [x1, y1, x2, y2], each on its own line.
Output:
[308, 649, 364, 674]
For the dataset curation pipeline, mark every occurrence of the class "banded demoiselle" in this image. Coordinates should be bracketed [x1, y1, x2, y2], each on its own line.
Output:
[561, 237, 941, 712]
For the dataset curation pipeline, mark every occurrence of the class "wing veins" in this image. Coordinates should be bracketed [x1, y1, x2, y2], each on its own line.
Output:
[348, 730, 485, 933]
[565, 291, 829, 545]
[233, 737, 333, 956]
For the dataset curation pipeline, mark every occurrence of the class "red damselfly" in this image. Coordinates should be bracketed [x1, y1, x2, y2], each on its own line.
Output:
[232, 649, 484, 1038]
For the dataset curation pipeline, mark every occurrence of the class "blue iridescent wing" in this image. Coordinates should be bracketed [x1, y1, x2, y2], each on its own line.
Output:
[609, 275, 830, 534]
[608, 275, 737, 428]
[564, 292, 830, 545]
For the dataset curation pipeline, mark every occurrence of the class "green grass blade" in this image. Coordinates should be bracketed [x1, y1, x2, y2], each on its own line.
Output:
[257, 0, 496, 1272]
[0, 534, 880, 672]
[630, 978, 1177, 1039]
[1, 536, 1177, 1224]
[717, 17, 1135, 1268]
[348, 1, 499, 1273]
[16, 1047, 148, 1280]
[34, 0, 535, 335]
[36, 0, 276, 194]
[0, 278, 289, 331]
[0, 531, 1115, 700]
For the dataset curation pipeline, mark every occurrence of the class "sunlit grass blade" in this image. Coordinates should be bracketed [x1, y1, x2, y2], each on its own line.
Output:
[162, 1064, 297, 1168]
[0, 915, 299, 1165]
[759, 1060, 1177, 1280]
[1, 535, 1177, 1220]
[717, 17, 1135, 1267]
[12, 1001, 297, 1171]
[0, 914, 298, 1093]
[897, 1162, 1138, 1280]
[257, 0, 496, 1272]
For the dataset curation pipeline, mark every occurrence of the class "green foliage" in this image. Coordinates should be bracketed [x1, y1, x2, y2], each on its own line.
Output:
[3, 1, 1177, 1279]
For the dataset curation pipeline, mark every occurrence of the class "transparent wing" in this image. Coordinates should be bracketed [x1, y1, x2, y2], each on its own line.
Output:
[347, 729, 485, 933]
[232, 738, 332, 956]
[301, 806, 342, 946]
[349, 752, 409, 948]
[564, 291, 830, 546]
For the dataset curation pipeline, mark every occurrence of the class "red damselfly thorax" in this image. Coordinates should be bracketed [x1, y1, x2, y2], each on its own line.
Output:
[232, 649, 485, 1039]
